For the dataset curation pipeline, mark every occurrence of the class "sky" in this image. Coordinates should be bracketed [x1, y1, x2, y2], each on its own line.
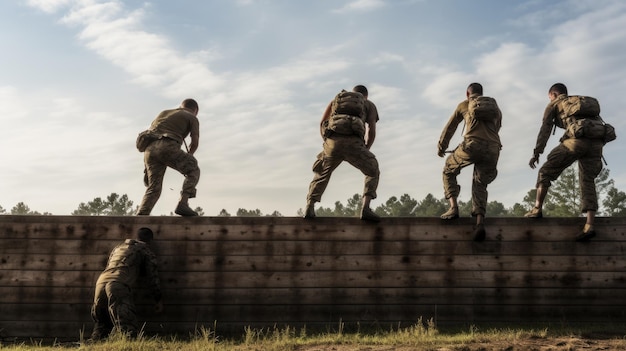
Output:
[1, 0, 625, 216]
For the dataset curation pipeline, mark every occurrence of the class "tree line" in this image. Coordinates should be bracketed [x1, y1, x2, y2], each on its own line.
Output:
[2, 165, 625, 217]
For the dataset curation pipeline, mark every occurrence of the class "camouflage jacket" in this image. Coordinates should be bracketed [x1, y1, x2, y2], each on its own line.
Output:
[532, 94, 568, 156]
[438, 93, 502, 153]
[97, 239, 162, 302]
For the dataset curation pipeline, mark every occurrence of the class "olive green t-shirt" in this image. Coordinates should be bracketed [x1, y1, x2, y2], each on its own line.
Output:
[150, 108, 199, 144]
[364, 100, 380, 125]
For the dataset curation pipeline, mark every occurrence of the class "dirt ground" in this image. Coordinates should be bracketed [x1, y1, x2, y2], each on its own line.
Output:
[293, 336, 626, 351]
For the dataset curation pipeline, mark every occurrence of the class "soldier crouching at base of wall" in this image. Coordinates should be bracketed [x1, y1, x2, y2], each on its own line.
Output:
[89, 227, 162, 341]
[437, 83, 502, 242]
[304, 85, 381, 222]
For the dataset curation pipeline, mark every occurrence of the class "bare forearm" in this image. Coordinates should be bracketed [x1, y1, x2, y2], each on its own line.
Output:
[189, 133, 199, 154]
[366, 130, 375, 149]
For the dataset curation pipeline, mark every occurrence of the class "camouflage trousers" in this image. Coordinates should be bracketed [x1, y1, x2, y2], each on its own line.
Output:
[443, 138, 500, 216]
[91, 281, 138, 340]
[537, 138, 604, 212]
[138, 138, 200, 214]
[307, 135, 379, 203]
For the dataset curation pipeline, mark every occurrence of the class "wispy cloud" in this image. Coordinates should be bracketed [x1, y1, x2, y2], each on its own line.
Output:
[332, 0, 386, 14]
[56, 2, 223, 98]
[25, 0, 72, 13]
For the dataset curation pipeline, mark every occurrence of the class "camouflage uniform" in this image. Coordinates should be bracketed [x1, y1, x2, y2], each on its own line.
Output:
[438, 93, 502, 216]
[532, 94, 604, 212]
[307, 100, 380, 203]
[137, 108, 200, 215]
[91, 239, 161, 340]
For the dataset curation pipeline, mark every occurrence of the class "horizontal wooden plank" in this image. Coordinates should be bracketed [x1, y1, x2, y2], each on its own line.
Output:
[4, 254, 626, 273]
[2, 216, 625, 241]
[4, 286, 626, 306]
[1, 254, 107, 271]
[4, 238, 626, 256]
[4, 270, 626, 289]
[3, 303, 626, 325]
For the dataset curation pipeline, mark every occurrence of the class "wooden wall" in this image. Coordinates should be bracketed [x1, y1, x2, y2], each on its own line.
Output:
[1, 215, 626, 341]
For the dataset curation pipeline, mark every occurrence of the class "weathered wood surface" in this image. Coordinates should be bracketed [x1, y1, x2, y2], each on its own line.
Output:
[1, 215, 626, 341]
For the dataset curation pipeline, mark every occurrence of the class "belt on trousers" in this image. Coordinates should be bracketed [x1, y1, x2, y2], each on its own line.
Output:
[159, 135, 181, 144]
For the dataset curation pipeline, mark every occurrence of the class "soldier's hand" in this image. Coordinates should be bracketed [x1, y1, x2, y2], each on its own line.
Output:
[437, 149, 446, 158]
[529, 155, 539, 169]
[155, 300, 164, 314]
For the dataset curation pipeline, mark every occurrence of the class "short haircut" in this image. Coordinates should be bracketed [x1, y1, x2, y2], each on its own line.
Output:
[353, 85, 368, 97]
[467, 82, 483, 95]
[549, 83, 568, 95]
[137, 227, 154, 242]
[181, 98, 199, 111]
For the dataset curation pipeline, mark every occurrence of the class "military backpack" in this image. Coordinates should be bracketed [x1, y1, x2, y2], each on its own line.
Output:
[467, 96, 499, 121]
[560, 95, 601, 118]
[559, 96, 616, 143]
[331, 90, 365, 118]
[324, 90, 367, 138]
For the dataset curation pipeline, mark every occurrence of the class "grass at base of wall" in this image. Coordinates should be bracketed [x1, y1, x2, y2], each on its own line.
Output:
[2, 319, 626, 350]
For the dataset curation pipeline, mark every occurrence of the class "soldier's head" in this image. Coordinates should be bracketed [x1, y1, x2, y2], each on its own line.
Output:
[466, 83, 483, 97]
[181, 98, 199, 116]
[137, 227, 154, 243]
[353, 85, 368, 99]
[548, 83, 568, 101]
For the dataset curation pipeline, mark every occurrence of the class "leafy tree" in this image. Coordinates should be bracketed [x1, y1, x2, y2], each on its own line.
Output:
[266, 210, 283, 217]
[603, 186, 626, 217]
[218, 209, 231, 217]
[314, 206, 332, 216]
[508, 203, 528, 217]
[375, 194, 418, 217]
[413, 193, 447, 217]
[522, 189, 537, 211]
[11, 202, 41, 215]
[73, 197, 107, 215]
[316, 201, 345, 217]
[0, 205, 5, 214]
[486, 201, 509, 217]
[312, 195, 362, 217]
[301, 194, 363, 217]
[105, 193, 135, 216]
[72, 193, 134, 216]
[236, 208, 263, 216]
[345, 194, 363, 216]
